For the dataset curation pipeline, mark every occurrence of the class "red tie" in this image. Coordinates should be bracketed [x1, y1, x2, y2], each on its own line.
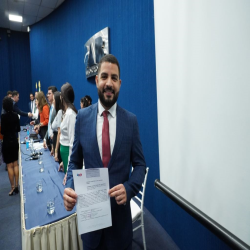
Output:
[102, 111, 111, 167]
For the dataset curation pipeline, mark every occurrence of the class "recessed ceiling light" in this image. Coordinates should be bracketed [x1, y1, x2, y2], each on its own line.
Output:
[9, 14, 23, 22]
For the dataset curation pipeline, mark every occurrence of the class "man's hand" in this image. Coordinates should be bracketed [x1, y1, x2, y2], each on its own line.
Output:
[30, 121, 35, 125]
[63, 172, 67, 186]
[63, 187, 77, 211]
[54, 152, 59, 162]
[28, 112, 33, 117]
[58, 161, 64, 171]
[34, 125, 40, 134]
[109, 184, 127, 205]
[50, 147, 54, 156]
[43, 140, 47, 149]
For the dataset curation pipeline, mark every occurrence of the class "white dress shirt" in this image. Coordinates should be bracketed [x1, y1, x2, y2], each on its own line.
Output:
[51, 109, 62, 132]
[31, 100, 38, 119]
[97, 100, 117, 160]
[47, 105, 54, 138]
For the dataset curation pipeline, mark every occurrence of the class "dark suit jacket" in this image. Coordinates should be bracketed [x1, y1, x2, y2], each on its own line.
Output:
[13, 101, 28, 117]
[44, 106, 56, 142]
[29, 100, 35, 113]
[66, 103, 146, 249]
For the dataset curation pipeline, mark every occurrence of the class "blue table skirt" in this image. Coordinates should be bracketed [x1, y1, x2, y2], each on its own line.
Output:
[20, 129, 75, 230]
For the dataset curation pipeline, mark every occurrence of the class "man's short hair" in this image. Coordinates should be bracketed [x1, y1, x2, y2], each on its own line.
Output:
[48, 86, 57, 93]
[12, 90, 19, 97]
[2, 96, 13, 112]
[97, 54, 120, 77]
[30, 93, 34, 96]
[7, 91, 12, 96]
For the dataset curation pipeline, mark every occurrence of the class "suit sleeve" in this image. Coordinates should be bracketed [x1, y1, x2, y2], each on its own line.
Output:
[13, 103, 28, 117]
[66, 111, 84, 190]
[123, 116, 146, 202]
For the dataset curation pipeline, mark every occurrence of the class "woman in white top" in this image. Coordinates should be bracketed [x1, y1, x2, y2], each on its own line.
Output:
[59, 83, 77, 174]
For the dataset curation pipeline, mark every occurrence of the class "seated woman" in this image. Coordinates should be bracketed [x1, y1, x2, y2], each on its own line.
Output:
[1, 97, 20, 195]
[34, 91, 49, 139]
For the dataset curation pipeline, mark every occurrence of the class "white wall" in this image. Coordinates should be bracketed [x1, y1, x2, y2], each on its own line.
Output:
[154, 0, 250, 245]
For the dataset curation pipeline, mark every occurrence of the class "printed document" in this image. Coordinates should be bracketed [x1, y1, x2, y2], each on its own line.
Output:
[73, 168, 112, 235]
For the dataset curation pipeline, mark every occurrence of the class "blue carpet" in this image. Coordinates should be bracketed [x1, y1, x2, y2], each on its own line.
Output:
[0, 162, 22, 250]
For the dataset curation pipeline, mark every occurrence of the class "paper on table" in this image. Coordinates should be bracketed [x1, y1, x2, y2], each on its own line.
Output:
[73, 168, 112, 235]
[33, 142, 43, 150]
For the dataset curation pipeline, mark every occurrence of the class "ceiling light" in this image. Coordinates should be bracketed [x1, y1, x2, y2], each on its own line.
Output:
[9, 14, 23, 22]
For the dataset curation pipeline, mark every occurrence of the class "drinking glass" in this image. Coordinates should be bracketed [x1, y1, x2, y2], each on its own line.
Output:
[38, 155, 43, 165]
[47, 199, 55, 214]
[36, 180, 43, 192]
[39, 163, 44, 173]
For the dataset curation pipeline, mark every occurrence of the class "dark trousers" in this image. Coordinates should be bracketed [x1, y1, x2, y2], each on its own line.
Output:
[53, 131, 62, 163]
[39, 126, 48, 140]
[82, 234, 132, 250]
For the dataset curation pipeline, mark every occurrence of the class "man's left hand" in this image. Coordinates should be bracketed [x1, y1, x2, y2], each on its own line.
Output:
[34, 125, 40, 134]
[109, 184, 127, 205]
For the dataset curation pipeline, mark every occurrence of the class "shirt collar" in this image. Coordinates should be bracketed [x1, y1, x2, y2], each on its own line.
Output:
[98, 99, 117, 118]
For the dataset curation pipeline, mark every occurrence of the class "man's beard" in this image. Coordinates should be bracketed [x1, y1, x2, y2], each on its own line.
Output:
[98, 87, 119, 109]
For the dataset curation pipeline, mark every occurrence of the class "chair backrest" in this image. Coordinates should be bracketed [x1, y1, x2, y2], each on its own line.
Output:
[133, 167, 149, 211]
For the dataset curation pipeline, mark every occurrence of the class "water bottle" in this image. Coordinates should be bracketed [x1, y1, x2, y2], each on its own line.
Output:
[30, 139, 34, 154]
[26, 136, 29, 151]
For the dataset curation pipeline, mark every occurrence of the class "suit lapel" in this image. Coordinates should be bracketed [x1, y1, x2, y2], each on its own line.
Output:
[108, 105, 125, 170]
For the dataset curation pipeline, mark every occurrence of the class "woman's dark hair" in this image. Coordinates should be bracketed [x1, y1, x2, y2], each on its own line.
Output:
[2, 96, 13, 112]
[61, 82, 77, 114]
[80, 95, 92, 108]
[53, 91, 62, 114]
[85, 95, 92, 105]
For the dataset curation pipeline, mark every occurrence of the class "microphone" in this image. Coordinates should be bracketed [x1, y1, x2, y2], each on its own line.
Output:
[30, 151, 43, 157]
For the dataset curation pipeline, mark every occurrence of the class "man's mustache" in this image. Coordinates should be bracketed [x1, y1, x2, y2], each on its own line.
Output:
[103, 87, 114, 93]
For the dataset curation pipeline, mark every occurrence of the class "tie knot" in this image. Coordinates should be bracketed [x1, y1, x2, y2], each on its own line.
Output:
[102, 110, 109, 118]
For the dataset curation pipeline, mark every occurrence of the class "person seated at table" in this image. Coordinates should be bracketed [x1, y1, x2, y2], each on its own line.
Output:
[80, 95, 92, 109]
[1, 97, 20, 195]
[34, 91, 49, 139]
[59, 83, 77, 182]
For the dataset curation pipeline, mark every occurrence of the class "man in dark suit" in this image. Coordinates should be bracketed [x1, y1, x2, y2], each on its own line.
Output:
[63, 54, 146, 250]
[43, 86, 57, 151]
[12, 91, 32, 118]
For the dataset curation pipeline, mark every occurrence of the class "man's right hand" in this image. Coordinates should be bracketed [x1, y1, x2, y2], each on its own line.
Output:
[63, 188, 77, 211]
[30, 121, 35, 125]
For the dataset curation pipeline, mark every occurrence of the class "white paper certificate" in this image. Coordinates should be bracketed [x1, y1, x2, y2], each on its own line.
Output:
[73, 168, 112, 235]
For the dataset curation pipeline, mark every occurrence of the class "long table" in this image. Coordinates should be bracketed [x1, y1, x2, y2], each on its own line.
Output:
[19, 129, 83, 250]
